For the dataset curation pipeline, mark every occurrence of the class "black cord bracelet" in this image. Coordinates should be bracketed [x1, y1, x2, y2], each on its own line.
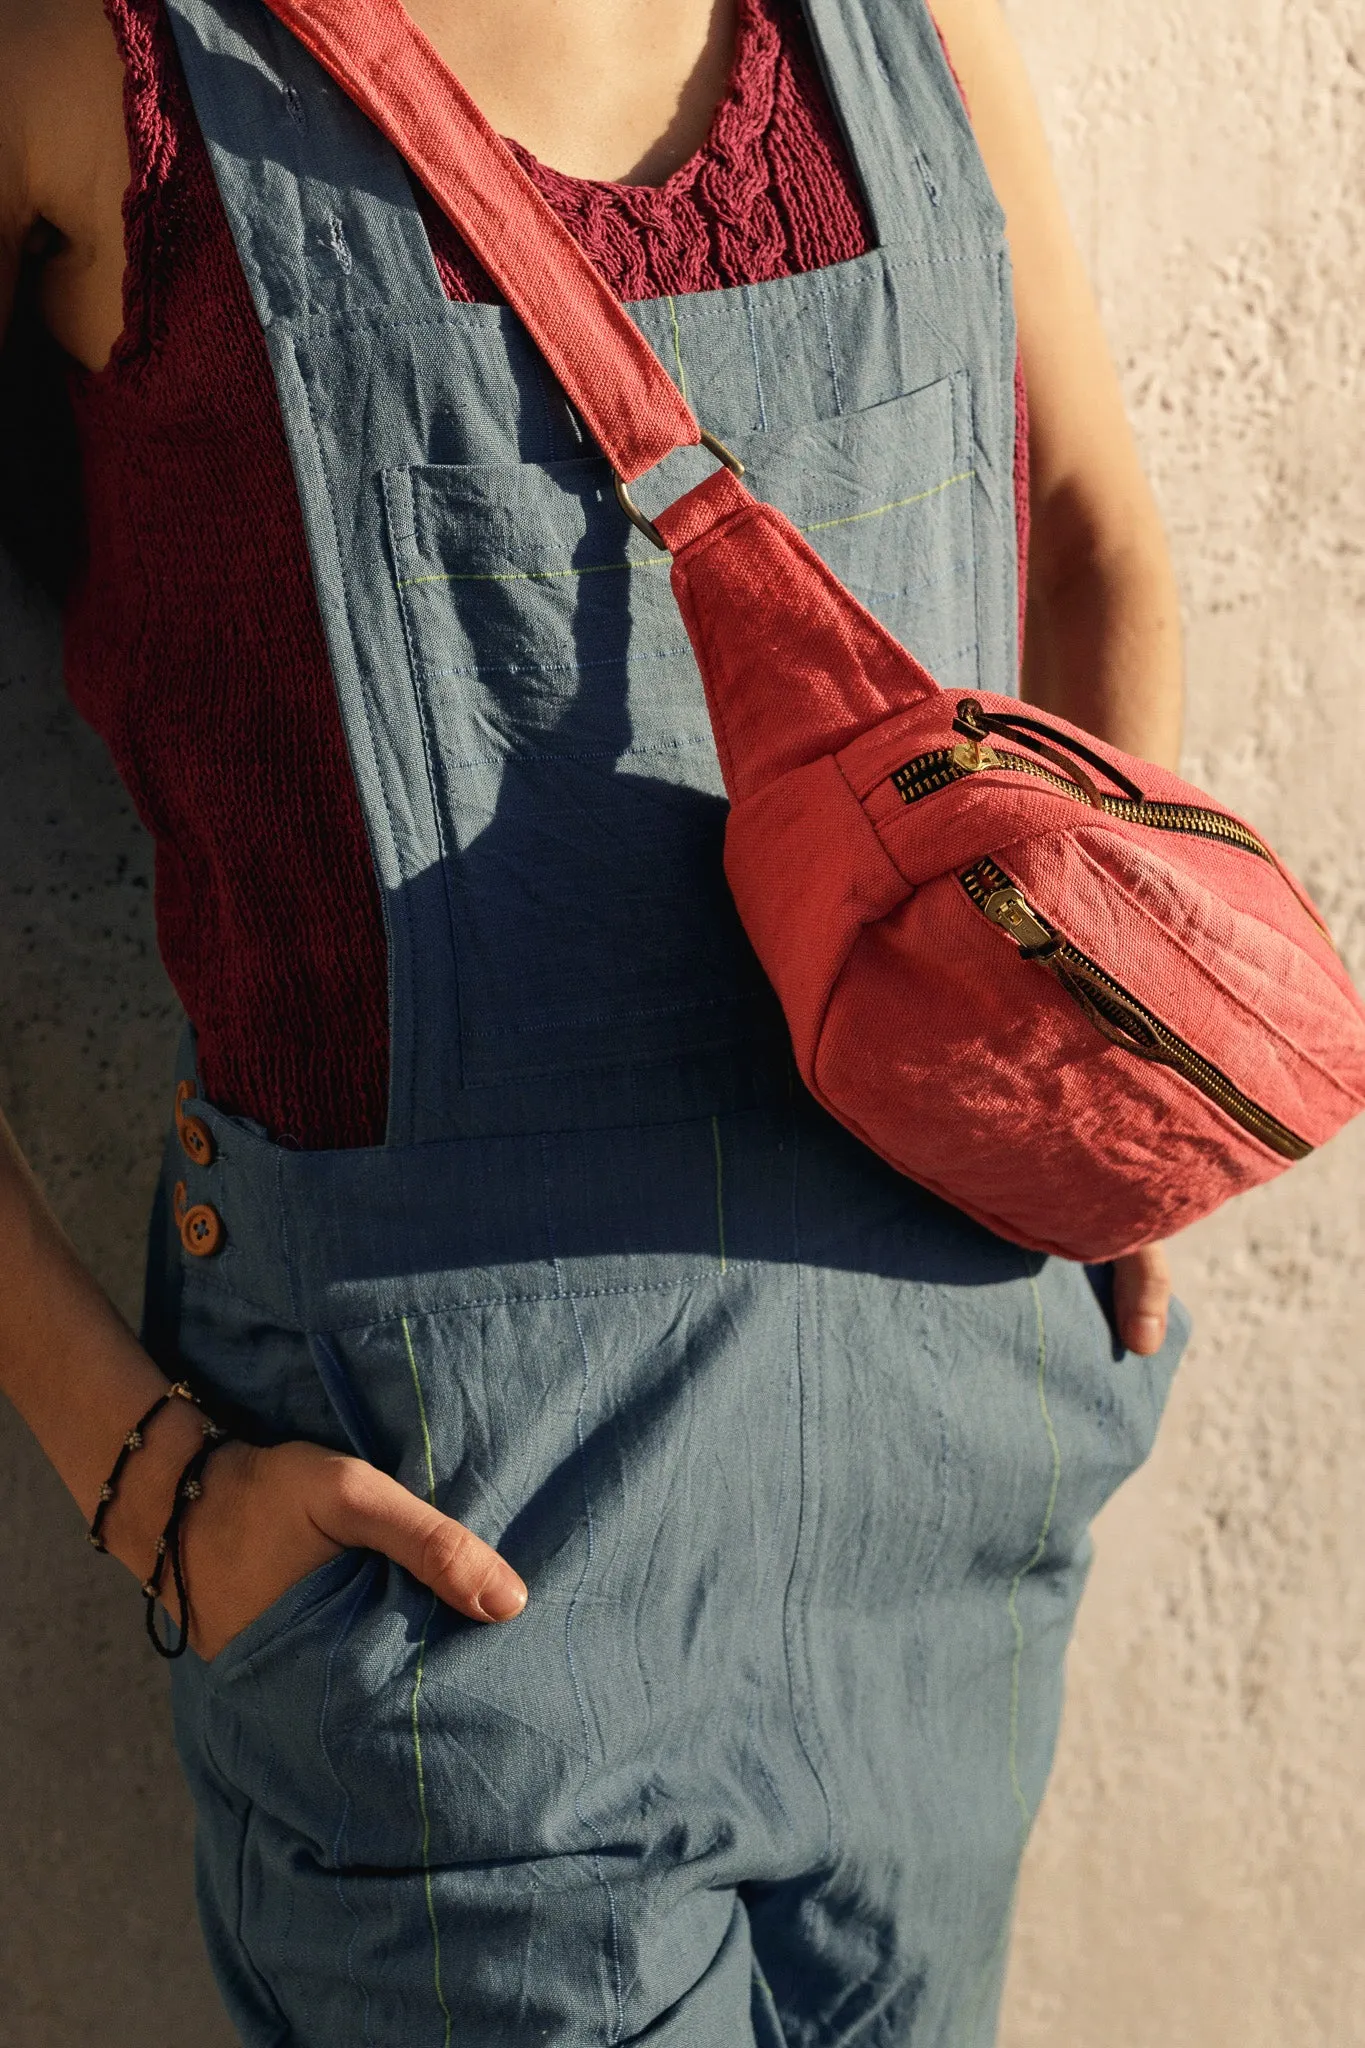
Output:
[87, 1380, 206, 1554]
[143, 1427, 234, 1661]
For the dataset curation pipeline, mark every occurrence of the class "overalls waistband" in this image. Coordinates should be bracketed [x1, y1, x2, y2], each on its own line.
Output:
[166, 1031, 799, 1331]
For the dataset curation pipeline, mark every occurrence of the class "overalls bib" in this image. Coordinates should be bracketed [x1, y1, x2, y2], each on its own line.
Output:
[151, 2, 1188, 2040]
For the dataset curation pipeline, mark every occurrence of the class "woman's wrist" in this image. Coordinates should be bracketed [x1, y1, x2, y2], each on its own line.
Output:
[0, 1104, 217, 1573]
[96, 1392, 216, 1582]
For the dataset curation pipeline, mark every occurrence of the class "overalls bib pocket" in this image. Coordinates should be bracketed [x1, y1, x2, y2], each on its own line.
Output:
[383, 372, 978, 1087]
[734, 368, 979, 690]
[383, 453, 773, 1086]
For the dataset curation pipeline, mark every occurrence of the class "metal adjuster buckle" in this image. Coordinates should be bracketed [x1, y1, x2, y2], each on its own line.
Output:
[614, 428, 746, 551]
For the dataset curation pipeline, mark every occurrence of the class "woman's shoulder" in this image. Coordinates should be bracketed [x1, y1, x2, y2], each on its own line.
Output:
[0, 0, 133, 372]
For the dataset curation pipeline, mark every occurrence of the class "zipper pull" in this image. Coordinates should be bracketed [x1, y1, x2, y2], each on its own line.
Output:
[949, 699, 1001, 771]
[982, 885, 1057, 954]
[951, 699, 1146, 809]
[953, 700, 992, 740]
[951, 738, 1002, 772]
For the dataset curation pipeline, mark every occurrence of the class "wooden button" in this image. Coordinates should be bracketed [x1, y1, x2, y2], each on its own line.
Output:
[174, 1079, 216, 1168]
[179, 1114, 214, 1167]
[180, 1203, 224, 1258]
[173, 1179, 224, 1258]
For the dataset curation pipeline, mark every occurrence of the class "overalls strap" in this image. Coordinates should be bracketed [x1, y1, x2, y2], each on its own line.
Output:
[165, 0, 449, 322]
[255, 0, 703, 484]
[800, 0, 1005, 248]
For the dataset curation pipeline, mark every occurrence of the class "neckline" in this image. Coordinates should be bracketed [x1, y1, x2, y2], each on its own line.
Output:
[501, 0, 767, 203]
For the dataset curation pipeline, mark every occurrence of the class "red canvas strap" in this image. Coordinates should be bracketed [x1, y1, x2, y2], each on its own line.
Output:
[257, 0, 704, 485]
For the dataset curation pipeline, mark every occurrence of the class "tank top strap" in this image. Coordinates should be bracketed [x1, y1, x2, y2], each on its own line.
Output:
[166, 0, 447, 325]
[798, 0, 1005, 253]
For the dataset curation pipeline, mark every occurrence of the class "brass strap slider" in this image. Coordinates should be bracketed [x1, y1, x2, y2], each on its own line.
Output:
[614, 429, 746, 551]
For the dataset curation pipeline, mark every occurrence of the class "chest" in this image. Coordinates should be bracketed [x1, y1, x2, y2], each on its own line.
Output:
[396, 0, 736, 184]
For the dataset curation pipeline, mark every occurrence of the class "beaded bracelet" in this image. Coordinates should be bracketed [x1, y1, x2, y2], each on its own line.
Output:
[87, 1380, 208, 1554]
[143, 1428, 235, 1661]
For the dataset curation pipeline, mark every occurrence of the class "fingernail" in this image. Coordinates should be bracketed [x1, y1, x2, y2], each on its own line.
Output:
[478, 1573, 528, 1622]
[1130, 1314, 1163, 1355]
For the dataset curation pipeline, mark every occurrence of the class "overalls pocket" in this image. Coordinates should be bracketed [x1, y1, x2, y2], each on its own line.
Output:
[382, 372, 978, 1086]
[182, 1237, 810, 1941]
[198, 1548, 369, 1682]
[736, 368, 979, 690]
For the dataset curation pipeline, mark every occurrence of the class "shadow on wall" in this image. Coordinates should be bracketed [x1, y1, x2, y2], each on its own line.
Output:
[0, 553, 234, 2047]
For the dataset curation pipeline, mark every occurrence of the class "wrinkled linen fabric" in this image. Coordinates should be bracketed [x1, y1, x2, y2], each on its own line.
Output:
[148, 0, 1183, 2040]
[61, 0, 877, 1147]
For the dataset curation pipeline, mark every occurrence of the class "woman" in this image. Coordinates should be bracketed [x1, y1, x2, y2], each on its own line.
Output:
[0, 0, 1187, 2038]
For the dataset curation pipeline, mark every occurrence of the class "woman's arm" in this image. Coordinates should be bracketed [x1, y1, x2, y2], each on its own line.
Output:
[0, 1102, 528, 1649]
[0, 38, 205, 1568]
[932, 0, 1180, 1355]
[0, 2, 530, 1651]
[0, 36, 526, 1638]
[931, 0, 1184, 773]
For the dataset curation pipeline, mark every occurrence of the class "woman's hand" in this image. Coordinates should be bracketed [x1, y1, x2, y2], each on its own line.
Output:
[1112, 1242, 1171, 1356]
[176, 1438, 528, 1662]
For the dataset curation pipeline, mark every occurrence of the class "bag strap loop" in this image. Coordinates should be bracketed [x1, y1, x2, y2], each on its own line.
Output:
[615, 429, 748, 549]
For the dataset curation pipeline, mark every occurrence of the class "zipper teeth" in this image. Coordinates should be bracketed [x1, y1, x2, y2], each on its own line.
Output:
[959, 858, 1313, 1163]
[893, 747, 1274, 862]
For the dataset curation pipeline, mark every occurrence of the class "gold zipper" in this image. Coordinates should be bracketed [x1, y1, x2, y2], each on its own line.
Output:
[892, 744, 1276, 864]
[958, 857, 1312, 1162]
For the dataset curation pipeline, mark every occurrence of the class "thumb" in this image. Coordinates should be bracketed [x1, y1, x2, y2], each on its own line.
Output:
[306, 1456, 528, 1623]
[1112, 1243, 1171, 1357]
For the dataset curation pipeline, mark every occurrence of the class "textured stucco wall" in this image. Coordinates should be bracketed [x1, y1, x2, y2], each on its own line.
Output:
[1, 3, 1362, 2041]
[997, 4, 1365, 2042]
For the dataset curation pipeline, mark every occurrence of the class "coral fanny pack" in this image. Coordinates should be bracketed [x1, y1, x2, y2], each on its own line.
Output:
[263, 0, 1365, 1260]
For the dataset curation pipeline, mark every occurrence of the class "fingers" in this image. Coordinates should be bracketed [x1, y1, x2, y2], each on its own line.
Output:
[1112, 1242, 1171, 1357]
[305, 1454, 528, 1623]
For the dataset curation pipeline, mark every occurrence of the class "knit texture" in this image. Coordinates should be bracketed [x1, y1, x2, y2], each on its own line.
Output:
[63, 0, 1020, 1148]
[420, 0, 869, 305]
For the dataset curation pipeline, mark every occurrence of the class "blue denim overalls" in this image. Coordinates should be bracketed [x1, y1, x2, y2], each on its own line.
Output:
[150, 1, 1188, 2040]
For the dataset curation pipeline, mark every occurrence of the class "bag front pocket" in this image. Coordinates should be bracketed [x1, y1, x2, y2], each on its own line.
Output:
[383, 373, 978, 1084]
[958, 856, 1313, 1161]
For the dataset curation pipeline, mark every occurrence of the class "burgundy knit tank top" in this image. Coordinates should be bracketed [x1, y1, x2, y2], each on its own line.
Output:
[64, 0, 1023, 1149]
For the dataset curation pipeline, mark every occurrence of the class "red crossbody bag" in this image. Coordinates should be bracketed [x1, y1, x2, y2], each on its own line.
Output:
[261, 0, 1365, 1260]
